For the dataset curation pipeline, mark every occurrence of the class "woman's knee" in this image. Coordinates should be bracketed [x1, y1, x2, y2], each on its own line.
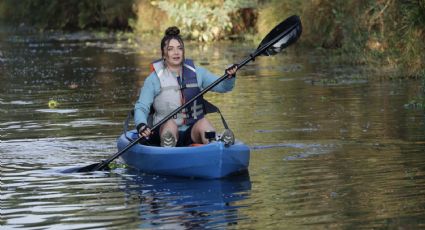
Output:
[191, 118, 215, 143]
[160, 119, 178, 134]
[194, 118, 214, 131]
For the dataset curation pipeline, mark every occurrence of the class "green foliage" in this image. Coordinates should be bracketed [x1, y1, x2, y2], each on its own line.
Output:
[257, 0, 302, 37]
[156, 0, 244, 41]
[108, 161, 128, 169]
[404, 96, 425, 110]
[258, 0, 365, 50]
[400, 0, 425, 30]
[0, 0, 135, 30]
[257, 0, 424, 78]
[392, 0, 425, 77]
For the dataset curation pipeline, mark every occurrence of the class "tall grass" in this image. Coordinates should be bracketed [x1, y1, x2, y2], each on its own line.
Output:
[257, 0, 424, 78]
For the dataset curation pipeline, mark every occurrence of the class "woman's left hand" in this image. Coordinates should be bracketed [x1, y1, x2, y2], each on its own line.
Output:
[226, 64, 238, 78]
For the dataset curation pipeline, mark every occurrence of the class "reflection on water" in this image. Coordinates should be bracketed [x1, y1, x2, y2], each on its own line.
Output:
[1, 28, 425, 229]
[124, 172, 251, 229]
[1, 160, 251, 229]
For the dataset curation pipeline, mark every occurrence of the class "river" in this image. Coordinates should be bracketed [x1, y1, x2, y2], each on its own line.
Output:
[1, 28, 425, 229]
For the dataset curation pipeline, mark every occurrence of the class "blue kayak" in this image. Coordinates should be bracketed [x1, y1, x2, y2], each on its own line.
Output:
[117, 130, 250, 179]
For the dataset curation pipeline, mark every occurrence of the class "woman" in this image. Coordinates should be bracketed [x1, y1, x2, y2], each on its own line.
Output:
[134, 26, 238, 147]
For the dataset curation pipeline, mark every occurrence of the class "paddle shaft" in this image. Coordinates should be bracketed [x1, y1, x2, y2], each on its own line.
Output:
[91, 23, 299, 171]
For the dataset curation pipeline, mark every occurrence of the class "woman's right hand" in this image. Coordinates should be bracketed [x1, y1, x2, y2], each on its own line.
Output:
[138, 124, 152, 138]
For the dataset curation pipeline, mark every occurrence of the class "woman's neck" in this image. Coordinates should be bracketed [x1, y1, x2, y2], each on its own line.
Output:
[166, 65, 181, 76]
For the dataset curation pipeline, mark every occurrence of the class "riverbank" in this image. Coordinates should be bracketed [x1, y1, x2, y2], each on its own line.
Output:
[1, 0, 424, 80]
[0, 0, 425, 78]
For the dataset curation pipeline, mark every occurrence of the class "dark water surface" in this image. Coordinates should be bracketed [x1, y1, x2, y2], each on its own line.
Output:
[1, 28, 425, 229]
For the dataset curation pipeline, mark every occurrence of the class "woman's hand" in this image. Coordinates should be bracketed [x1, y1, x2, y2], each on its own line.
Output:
[226, 64, 238, 78]
[138, 124, 152, 138]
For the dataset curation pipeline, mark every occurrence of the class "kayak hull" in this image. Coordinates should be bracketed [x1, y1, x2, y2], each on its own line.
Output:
[117, 130, 250, 179]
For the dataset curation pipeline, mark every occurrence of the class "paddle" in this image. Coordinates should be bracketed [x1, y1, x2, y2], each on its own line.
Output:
[75, 15, 302, 173]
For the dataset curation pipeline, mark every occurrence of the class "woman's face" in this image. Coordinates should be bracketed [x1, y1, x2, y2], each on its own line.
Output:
[164, 39, 184, 68]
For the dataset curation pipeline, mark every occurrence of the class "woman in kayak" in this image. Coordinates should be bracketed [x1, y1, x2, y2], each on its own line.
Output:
[134, 26, 238, 147]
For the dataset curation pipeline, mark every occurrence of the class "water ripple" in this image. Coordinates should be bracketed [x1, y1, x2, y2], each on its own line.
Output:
[1, 159, 252, 229]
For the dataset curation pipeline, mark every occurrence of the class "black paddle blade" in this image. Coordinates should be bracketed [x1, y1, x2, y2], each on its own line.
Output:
[75, 163, 101, 172]
[61, 163, 109, 173]
[257, 15, 302, 56]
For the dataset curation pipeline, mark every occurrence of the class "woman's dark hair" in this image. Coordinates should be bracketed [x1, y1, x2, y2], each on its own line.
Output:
[161, 26, 184, 58]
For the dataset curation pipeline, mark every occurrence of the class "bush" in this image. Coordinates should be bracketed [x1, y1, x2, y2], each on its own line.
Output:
[156, 0, 243, 41]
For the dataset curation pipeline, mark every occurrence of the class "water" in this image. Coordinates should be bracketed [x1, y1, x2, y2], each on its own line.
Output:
[1, 28, 425, 229]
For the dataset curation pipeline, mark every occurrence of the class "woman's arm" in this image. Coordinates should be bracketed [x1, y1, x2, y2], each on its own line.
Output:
[134, 73, 159, 128]
[196, 66, 235, 92]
